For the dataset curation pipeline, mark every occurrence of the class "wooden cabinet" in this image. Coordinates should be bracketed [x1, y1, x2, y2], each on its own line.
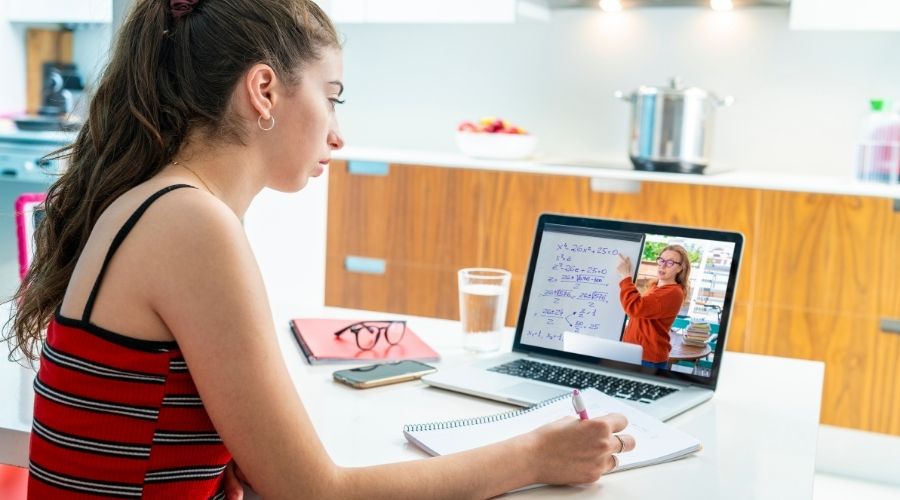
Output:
[751, 192, 893, 316]
[325, 161, 482, 320]
[325, 159, 900, 435]
[745, 190, 900, 435]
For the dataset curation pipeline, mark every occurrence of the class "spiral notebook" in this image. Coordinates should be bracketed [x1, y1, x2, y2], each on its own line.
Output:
[404, 388, 701, 473]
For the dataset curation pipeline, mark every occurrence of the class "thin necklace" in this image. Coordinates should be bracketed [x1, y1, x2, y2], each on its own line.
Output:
[172, 160, 214, 195]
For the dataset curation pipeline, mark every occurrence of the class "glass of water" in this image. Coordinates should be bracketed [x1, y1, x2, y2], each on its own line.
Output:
[458, 268, 511, 352]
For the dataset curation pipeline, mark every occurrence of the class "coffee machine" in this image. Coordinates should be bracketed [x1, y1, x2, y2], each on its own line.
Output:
[14, 62, 84, 132]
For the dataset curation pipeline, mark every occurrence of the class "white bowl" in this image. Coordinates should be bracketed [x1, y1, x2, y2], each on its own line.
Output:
[455, 132, 538, 160]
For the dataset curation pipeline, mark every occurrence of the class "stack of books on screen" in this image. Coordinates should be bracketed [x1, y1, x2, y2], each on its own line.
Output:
[683, 321, 711, 346]
[290, 318, 440, 365]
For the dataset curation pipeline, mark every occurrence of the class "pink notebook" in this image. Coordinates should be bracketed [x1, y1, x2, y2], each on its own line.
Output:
[290, 318, 440, 365]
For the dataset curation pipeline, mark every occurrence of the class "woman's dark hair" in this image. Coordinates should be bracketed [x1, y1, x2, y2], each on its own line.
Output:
[4, 0, 339, 361]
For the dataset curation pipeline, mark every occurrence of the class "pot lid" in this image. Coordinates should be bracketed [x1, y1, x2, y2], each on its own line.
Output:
[616, 77, 735, 106]
[634, 77, 716, 99]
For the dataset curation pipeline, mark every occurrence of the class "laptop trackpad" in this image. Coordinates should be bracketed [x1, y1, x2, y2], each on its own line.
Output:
[503, 383, 569, 405]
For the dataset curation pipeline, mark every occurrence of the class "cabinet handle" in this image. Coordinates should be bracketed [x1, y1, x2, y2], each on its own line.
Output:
[348, 161, 389, 176]
[893, 199, 899, 213]
[590, 177, 640, 193]
[881, 318, 900, 334]
[344, 256, 386, 275]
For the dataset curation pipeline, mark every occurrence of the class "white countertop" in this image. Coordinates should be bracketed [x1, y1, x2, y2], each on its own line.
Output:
[267, 303, 824, 499]
[334, 147, 900, 200]
[1, 299, 824, 498]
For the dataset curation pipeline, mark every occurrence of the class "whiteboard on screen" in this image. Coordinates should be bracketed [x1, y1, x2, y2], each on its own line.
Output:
[520, 225, 644, 351]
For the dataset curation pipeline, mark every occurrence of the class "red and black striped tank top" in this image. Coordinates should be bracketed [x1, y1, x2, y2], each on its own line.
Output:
[29, 185, 232, 499]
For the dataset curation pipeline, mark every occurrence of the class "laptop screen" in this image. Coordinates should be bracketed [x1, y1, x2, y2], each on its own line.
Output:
[513, 214, 744, 389]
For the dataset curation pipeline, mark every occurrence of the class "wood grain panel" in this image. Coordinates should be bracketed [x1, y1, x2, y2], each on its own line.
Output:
[26, 29, 73, 114]
[747, 305, 899, 435]
[870, 319, 900, 435]
[324, 257, 461, 321]
[726, 300, 751, 353]
[752, 191, 893, 316]
[326, 162, 482, 268]
[881, 206, 900, 318]
[326, 162, 483, 320]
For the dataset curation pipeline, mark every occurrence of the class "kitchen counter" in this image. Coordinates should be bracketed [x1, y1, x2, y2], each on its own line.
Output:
[334, 147, 900, 200]
[0, 129, 77, 145]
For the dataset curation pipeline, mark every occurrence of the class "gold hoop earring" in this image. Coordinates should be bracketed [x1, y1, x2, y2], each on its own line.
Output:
[258, 115, 275, 131]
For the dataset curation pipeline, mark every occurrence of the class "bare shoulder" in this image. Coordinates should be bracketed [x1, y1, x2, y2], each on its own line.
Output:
[126, 184, 253, 284]
[117, 182, 270, 344]
[136, 184, 242, 239]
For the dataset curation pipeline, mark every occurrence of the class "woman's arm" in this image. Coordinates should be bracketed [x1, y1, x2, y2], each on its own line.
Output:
[143, 192, 633, 499]
[616, 255, 683, 319]
[619, 277, 682, 319]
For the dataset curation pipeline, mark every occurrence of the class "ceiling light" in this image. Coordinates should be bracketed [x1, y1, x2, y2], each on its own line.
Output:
[710, 0, 734, 11]
[599, 0, 623, 13]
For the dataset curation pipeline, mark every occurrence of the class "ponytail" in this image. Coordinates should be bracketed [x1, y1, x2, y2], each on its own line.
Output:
[4, 0, 339, 361]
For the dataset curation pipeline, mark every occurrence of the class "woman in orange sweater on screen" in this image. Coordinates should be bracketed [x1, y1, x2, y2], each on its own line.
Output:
[616, 245, 691, 369]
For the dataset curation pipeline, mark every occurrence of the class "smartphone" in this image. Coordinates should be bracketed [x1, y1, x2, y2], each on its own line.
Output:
[333, 360, 437, 389]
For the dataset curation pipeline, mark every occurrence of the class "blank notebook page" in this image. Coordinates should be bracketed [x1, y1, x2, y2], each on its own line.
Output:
[403, 388, 701, 472]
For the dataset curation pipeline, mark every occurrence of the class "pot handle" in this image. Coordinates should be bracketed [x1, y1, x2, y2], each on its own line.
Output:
[613, 90, 633, 102]
[716, 95, 735, 107]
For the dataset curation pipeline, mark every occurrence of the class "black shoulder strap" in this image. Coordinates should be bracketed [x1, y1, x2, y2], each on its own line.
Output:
[82, 184, 197, 323]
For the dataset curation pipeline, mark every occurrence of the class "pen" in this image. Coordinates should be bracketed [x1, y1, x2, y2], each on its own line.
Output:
[572, 389, 589, 420]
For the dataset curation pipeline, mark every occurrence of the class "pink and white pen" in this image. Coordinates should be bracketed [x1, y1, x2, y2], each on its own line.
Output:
[572, 389, 589, 420]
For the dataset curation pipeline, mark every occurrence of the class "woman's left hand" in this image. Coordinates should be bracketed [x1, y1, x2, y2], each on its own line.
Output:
[616, 255, 633, 279]
[224, 460, 251, 500]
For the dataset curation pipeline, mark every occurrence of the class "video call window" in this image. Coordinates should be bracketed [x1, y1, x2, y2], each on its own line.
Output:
[521, 225, 737, 378]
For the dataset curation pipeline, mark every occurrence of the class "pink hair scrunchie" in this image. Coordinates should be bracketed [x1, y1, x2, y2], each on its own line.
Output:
[170, 0, 200, 19]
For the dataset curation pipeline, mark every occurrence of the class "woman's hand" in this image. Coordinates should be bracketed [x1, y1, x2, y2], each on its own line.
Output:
[526, 413, 635, 485]
[224, 460, 252, 500]
[616, 255, 633, 280]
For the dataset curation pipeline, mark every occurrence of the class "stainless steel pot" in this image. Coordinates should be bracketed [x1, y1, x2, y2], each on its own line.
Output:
[615, 77, 733, 174]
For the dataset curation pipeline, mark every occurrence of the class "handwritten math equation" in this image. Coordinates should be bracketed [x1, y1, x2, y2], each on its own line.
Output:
[555, 243, 620, 256]
[524, 239, 631, 340]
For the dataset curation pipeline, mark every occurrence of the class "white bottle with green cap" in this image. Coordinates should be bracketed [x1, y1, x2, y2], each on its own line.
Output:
[854, 99, 900, 184]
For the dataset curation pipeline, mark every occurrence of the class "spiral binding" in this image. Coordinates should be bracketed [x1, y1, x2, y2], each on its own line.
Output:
[403, 392, 573, 433]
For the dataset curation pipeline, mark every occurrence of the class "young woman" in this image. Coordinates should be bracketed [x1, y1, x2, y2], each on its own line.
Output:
[616, 245, 692, 369]
[4, 1, 635, 498]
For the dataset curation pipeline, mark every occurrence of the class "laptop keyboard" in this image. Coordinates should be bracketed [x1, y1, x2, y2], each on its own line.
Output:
[488, 359, 678, 404]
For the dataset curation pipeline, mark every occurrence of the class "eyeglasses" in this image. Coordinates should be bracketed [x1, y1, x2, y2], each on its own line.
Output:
[333, 320, 406, 351]
[656, 258, 683, 268]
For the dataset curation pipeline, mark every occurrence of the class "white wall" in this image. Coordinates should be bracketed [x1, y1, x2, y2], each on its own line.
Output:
[0, 20, 27, 115]
[335, 8, 900, 175]
[244, 174, 330, 317]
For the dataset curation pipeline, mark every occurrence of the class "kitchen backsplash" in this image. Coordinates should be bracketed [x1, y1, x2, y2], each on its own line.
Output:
[337, 8, 900, 175]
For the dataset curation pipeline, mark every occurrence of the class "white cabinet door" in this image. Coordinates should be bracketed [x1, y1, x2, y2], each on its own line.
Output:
[318, 0, 517, 24]
[6, 0, 113, 24]
[313, 0, 366, 23]
[791, 0, 900, 31]
[365, 0, 516, 23]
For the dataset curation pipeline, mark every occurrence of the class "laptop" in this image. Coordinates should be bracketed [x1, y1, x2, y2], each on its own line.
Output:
[422, 214, 744, 421]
